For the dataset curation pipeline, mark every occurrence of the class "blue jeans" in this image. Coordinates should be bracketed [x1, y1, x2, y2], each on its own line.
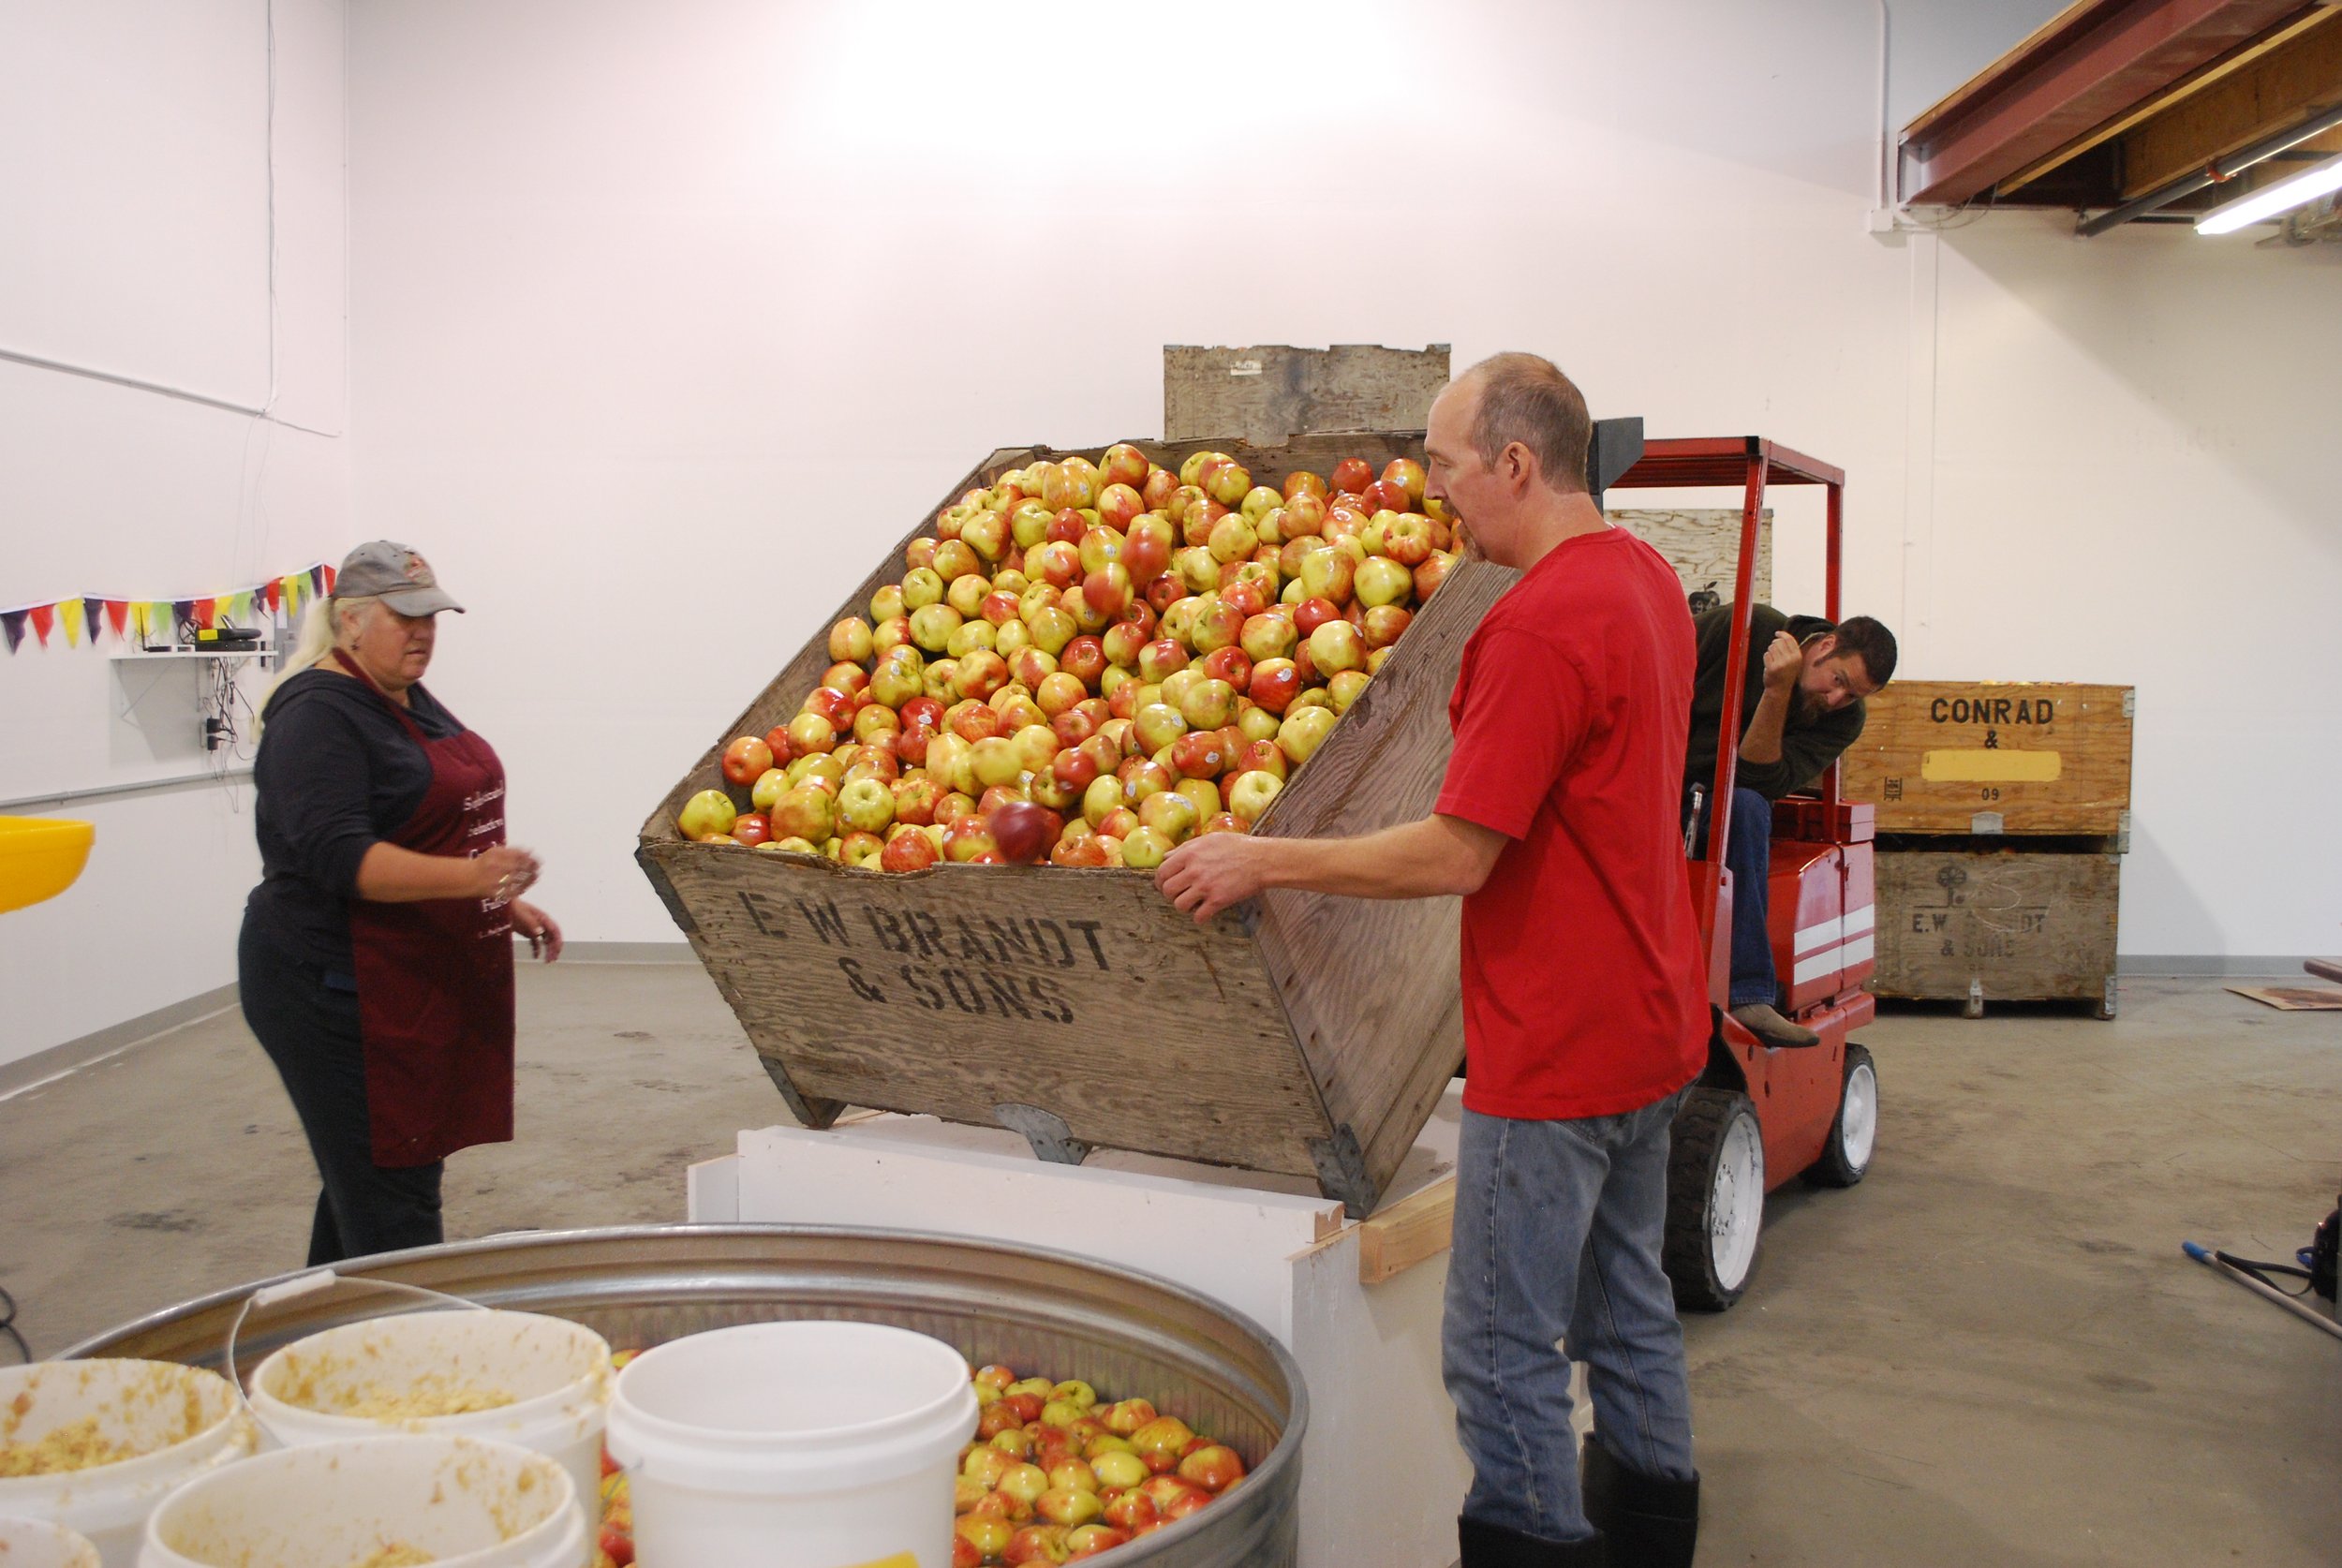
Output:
[1442, 1091, 1696, 1543]
[1692, 786, 1780, 1008]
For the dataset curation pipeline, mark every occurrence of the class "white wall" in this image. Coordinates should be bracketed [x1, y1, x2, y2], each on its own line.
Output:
[340, 0, 2342, 964]
[0, 0, 350, 1068]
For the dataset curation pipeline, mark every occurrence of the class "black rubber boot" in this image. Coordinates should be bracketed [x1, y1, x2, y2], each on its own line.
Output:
[1579, 1441, 1699, 1568]
[1458, 1513, 1608, 1567]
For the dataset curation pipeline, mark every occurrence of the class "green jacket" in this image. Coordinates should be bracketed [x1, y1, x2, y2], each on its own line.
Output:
[1682, 603, 1865, 802]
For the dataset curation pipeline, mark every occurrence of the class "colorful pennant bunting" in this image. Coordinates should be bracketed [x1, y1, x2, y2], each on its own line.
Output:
[0, 560, 336, 655]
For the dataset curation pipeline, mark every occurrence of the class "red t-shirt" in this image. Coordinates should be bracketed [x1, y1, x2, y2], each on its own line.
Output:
[1433, 526, 1708, 1120]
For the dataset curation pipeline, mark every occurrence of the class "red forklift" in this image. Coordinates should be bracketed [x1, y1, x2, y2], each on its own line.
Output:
[1596, 433, 1880, 1311]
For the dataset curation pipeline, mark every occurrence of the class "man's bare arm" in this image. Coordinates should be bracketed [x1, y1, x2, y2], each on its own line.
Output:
[1737, 630, 1803, 767]
[1154, 814, 1508, 924]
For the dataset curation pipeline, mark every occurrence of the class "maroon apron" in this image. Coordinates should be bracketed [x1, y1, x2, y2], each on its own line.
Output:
[333, 649, 517, 1167]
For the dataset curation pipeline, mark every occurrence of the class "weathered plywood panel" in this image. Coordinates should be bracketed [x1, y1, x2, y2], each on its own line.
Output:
[1840, 682, 2134, 836]
[1164, 345, 1450, 446]
[1608, 509, 1771, 606]
[1874, 848, 2119, 1007]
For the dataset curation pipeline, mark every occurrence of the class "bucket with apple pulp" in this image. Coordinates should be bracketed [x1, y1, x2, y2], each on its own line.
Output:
[243, 1307, 611, 1531]
[0, 1359, 254, 1568]
[0, 1516, 103, 1568]
[137, 1433, 585, 1568]
[603, 1320, 979, 1568]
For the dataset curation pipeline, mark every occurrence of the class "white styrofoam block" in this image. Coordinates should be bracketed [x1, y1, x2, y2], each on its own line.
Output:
[685, 1153, 740, 1222]
[734, 1119, 1337, 1342]
[1292, 1227, 1472, 1567]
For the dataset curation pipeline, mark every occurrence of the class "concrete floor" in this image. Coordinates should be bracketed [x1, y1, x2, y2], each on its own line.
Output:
[1, 967, 2335, 1564]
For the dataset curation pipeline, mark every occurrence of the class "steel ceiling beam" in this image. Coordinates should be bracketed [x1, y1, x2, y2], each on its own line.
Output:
[1898, 0, 2315, 206]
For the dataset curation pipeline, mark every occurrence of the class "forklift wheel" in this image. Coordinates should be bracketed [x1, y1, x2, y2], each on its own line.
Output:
[1806, 1043, 1878, 1189]
[1663, 1087, 1765, 1312]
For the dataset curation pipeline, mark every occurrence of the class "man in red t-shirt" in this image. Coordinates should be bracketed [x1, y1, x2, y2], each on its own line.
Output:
[1157, 354, 1707, 1568]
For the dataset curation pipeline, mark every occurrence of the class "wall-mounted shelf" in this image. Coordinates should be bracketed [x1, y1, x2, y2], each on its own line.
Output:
[111, 648, 273, 661]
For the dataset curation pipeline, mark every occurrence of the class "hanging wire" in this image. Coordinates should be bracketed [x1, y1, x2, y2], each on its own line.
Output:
[0, 1285, 30, 1364]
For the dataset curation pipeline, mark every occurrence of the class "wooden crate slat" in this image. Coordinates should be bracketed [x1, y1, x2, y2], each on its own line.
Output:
[1250, 555, 1512, 1200]
[1840, 681, 2134, 836]
[1610, 509, 1772, 606]
[1164, 344, 1450, 446]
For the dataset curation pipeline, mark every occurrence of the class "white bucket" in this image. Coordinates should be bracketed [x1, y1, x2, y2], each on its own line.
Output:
[139, 1434, 586, 1568]
[0, 1361, 254, 1568]
[604, 1321, 978, 1568]
[245, 1309, 610, 1526]
[0, 1516, 102, 1568]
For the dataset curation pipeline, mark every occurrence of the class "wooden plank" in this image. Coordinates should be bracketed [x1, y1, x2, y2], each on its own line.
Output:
[1898, 0, 2306, 205]
[1356, 1174, 1457, 1286]
[1188, 428, 1498, 1212]
[1873, 847, 2120, 1006]
[1249, 538, 1511, 1213]
[2000, 4, 2342, 194]
[1839, 682, 2134, 836]
[2119, 14, 2342, 196]
[1609, 508, 1772, 606]
[1164, 345, 1450, 446]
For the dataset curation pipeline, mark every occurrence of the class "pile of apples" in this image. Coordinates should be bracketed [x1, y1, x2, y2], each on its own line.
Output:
[954, 1362, 1248, 1563]
[674, 444, 1459, 869]
[588, 1357, 1249, 1567]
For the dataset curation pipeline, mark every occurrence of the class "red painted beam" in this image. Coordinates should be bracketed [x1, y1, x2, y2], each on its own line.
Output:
[1898, 0, 2313, 205]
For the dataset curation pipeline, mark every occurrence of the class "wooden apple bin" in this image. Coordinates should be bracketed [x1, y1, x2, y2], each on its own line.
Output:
[639, 433, 1514, 1217]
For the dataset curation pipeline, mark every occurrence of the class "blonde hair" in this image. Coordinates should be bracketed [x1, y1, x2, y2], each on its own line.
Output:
[261, 594, 381, 720]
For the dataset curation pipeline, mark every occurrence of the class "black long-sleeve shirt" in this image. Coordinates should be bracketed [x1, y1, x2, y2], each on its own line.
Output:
[1682, 603, 1865, 802]
[244, 668, 467, 970]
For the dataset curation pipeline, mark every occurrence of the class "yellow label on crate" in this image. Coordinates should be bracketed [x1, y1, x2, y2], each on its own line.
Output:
[845, 1557, 918, 1568]
[1920, 748, 2062, 783]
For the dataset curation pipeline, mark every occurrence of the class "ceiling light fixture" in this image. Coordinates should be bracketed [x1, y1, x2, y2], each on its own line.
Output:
[2195, 151, 2342, 235]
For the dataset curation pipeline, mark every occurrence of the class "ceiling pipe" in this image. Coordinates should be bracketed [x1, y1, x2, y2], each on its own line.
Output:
[2077, 96, 2342, 234]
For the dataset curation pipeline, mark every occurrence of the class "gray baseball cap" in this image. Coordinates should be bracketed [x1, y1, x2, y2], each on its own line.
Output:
[335, 540, 465, 615]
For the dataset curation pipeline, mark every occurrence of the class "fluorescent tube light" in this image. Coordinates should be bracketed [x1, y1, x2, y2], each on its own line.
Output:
[2195, 151, 2342, 235]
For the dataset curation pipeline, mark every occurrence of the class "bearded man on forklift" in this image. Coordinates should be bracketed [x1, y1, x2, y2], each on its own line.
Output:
[1684, 604, 1897, 1048]
[1157, 352, 1708, 1567]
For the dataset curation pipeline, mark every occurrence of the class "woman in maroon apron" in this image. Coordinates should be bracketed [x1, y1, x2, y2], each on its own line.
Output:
[239, 541, 561, 1265]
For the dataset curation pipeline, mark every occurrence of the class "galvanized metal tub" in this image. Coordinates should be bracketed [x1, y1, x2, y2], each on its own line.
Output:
[64, 1224, 1305, 1566]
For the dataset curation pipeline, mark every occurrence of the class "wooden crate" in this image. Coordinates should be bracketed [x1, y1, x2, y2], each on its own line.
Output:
[1164, 345, 1450, 445]
[639, 431, 1512, 1217]
[1608, 509, 1771, 607]
[1873, 845, 2120, 1017]
[1839, 681, 2134, 838]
